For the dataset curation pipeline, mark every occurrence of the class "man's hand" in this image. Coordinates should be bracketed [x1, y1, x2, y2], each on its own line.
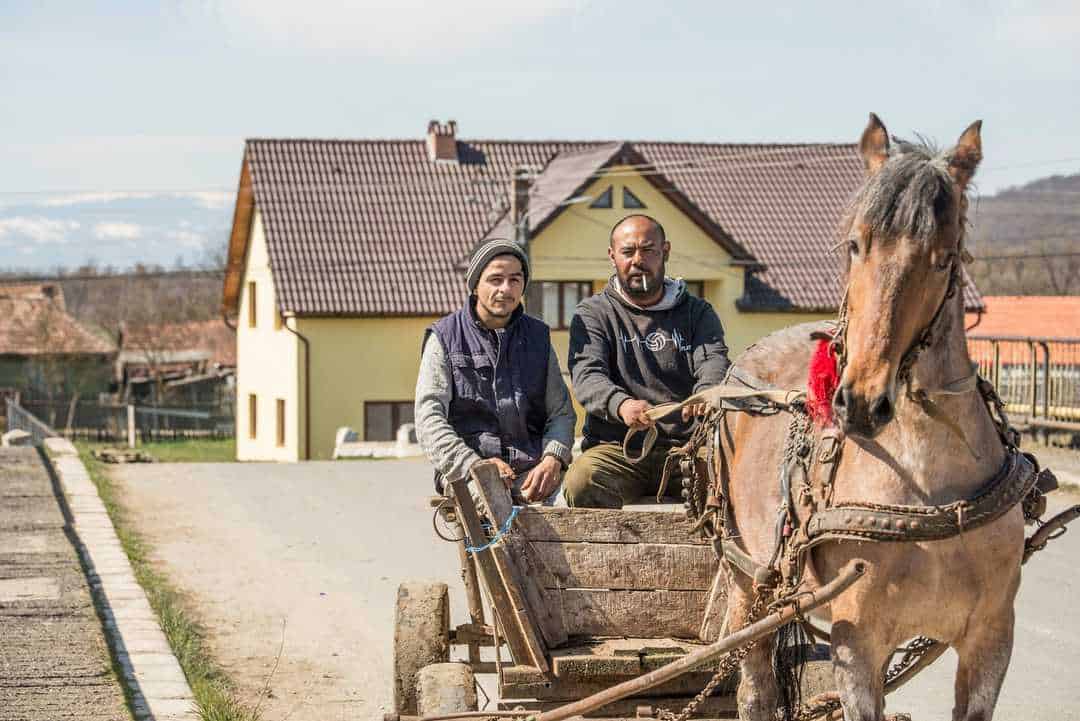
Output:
[520, 455, 563, 503]
[487, 457, 516, 489]
[618, 398, 655, 430]
[681, 402, 709, 422]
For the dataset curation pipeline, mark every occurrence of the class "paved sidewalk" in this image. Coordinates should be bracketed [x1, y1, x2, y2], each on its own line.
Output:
[44, 440, 198, 721]
[0, 446, 129, 720]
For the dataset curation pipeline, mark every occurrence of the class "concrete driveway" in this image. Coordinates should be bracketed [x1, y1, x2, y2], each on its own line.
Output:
[112, 458, 1080, 721]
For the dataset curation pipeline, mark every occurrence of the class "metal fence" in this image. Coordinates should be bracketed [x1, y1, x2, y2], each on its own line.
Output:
[4, 398, 59, 444]
[967, 335, 1080, 431]
[17, 399, 234, 443]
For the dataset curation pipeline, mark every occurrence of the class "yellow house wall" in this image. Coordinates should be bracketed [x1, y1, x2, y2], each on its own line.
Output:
[295, 316, 438, 460]
[235, 210, 302, 462]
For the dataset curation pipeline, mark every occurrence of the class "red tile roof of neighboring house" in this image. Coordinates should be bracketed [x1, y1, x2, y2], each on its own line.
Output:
[967, 296, 1080, 340]
[122, 320, 236, 368]
[0, 287, 114, 356]
[223, 133, 984, 317]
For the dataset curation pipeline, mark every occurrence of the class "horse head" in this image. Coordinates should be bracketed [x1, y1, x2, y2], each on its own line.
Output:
[833, 113, 982, 438]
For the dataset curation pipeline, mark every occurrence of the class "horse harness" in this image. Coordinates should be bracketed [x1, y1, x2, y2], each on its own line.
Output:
[627, 240, 1066, 597]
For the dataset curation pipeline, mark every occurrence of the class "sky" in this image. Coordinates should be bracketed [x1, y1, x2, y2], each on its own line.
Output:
[2, 0, 1078, 272]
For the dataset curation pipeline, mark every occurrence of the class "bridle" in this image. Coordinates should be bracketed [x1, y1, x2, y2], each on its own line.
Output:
[829, 209, 978, 452]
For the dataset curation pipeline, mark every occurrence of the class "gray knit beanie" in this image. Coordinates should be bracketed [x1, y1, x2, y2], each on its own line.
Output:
[466, 239, 530, 294]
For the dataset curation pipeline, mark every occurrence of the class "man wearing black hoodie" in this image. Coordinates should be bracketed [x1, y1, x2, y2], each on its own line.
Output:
[564, 214, 731, 508]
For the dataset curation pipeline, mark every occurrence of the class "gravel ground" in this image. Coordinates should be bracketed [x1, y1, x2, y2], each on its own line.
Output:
[112, 450, 1080, 721]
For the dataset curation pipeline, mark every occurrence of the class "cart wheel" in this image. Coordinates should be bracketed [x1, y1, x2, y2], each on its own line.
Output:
[417, 663, 478, 716]
[393, 582, 450, 715]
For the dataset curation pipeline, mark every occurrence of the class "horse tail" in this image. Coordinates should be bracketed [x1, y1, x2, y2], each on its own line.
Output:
[772, 620, 810, 721]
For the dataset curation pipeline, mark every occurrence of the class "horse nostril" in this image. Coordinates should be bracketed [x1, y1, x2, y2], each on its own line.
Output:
[870, 395, 894, 426]
[833, 384, 851, 415]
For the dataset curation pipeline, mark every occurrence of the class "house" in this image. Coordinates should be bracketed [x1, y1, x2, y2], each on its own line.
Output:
[117, 319, 236, 408]
[222, 121, 985, 461]
[0, 283, 116, 402]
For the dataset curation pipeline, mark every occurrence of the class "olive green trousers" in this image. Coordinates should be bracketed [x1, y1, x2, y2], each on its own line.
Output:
[563, 442, 681, 509]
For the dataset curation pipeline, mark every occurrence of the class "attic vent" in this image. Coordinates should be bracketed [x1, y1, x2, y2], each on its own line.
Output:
[589, 186, 613, 209]
[622, 187, 646, 209]
[426, 119, 459, 164]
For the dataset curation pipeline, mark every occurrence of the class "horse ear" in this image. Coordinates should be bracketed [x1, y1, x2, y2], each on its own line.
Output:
[949, 120, 983, 190]
[859, 113, 890, 174]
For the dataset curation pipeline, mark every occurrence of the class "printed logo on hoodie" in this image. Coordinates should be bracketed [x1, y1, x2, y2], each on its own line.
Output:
[619, 329, 691, 353]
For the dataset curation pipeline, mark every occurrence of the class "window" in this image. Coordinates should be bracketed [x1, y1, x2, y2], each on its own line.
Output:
[248, 394, 257, 439]
[589, 186, 613, 209]
[275, 399, 285, 447]
[684, 281, 705, 298]
[365, 401, 415, 441]
[525, 281, 592, 329]
[247, 281, 257, 328]
[622, 187, 646, 209]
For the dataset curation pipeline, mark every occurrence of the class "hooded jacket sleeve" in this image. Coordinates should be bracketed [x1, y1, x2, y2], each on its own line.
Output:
[568, 302, 633, 423]
[540, 345, 575, 466]
[690, 301, 732, 393]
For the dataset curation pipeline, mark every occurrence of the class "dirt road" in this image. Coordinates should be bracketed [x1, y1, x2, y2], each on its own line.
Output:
[113, 457, 1080, 721]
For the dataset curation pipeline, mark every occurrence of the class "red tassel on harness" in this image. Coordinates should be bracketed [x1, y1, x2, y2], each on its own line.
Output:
[807, 338, 839, 427]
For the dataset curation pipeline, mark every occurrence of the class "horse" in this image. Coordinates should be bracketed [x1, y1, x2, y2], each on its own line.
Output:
[715, 114, 1024, 721]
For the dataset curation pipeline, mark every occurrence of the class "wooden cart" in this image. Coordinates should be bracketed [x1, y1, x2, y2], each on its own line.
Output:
[390, 461, 833, 721]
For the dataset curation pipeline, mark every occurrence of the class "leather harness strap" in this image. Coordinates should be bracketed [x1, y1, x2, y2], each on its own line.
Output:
[803, 450, 1038, 544]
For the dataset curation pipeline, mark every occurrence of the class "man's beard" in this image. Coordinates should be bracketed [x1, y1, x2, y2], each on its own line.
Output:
[622, 269, 660, 297]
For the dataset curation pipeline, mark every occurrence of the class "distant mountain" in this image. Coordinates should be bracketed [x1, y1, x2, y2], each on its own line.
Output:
[967, 173, 1080, 296]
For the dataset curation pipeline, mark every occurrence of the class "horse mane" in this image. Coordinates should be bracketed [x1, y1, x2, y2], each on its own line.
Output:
[842, 137, 959, 249]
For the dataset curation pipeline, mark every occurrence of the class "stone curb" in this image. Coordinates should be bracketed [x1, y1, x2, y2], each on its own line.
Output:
[42, 442, 198, 721]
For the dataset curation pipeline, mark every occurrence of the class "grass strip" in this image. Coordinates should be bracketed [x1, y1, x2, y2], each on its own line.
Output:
[81, 438, 236, 463]
[75, 442, 260, 721]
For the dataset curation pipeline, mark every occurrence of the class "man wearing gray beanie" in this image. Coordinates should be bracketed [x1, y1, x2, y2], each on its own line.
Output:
[415, 239, 575, 504]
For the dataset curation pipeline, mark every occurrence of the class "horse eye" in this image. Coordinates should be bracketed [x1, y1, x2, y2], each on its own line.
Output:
[848, 239, 860, 256]
[935, 251, 954, 272]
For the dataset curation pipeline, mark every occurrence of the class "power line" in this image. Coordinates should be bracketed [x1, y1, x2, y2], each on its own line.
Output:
[2, 150, 1077, 199]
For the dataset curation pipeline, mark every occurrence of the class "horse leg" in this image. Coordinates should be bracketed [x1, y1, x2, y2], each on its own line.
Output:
[830, 620, 889, 721]
[952, 608, 1014, 721]
[727, 581, 778, 721]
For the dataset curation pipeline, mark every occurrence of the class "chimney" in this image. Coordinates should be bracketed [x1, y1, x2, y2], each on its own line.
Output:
[426, 119, 459, 164]
[510, 167, 531, 244]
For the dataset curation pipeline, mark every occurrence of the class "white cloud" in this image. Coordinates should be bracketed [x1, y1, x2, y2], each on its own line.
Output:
[93, 222, 143, 241]
[182, 191, 234, 210]
[167, 229, 208, 248]
[38, 191, 158, 207]
[215, 0, 584, 58]
[0, 217, 80, 244]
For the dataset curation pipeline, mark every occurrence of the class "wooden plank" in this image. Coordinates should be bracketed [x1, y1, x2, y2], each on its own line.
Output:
[472, 462, 568, 650]
[548, 589, 708, 639]
[450, 478, 546, 671]
[517, 507, 707, 545]
[532, 541, 717, 591]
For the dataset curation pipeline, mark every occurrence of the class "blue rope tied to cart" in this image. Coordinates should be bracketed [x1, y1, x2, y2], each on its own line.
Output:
[465, 505, 521, 554]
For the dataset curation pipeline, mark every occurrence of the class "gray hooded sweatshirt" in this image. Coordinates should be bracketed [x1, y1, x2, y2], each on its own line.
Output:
[568, 276, 731, 450]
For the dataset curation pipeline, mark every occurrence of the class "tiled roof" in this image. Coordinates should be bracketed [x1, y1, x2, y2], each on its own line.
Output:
[967, 296, 1080, 339]
[0, 291, 115, 356]
[122, 320, 236, 368]
[233, 136, 983, 317]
